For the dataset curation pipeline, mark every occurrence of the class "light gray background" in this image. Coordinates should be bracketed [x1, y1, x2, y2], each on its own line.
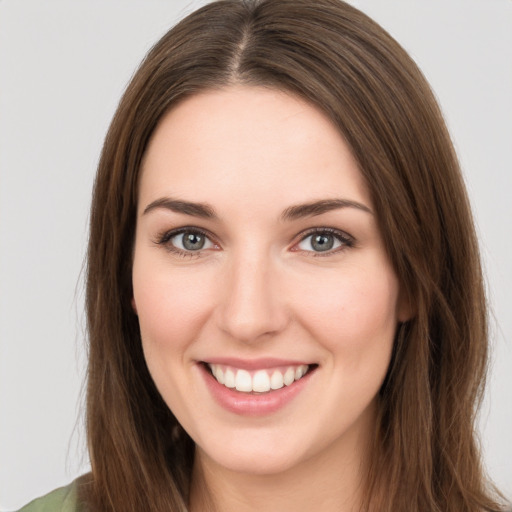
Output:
[0, 1, 511, 509]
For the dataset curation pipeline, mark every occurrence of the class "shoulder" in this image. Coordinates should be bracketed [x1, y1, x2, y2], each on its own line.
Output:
[16, 480, 83, 512]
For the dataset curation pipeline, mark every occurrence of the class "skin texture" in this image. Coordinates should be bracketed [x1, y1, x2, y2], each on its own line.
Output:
[132, 86, 410, 511]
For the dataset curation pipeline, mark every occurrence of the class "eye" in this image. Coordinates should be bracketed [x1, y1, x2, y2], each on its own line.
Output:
[295, 229, 353, 255]
[171, 231, 214, 251]
[156, 228, 217, 256]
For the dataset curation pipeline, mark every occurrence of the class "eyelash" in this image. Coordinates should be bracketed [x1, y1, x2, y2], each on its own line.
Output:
[154, 227, 216, 259]
[293, 227, 355, 257]
[154, 226, 355, 258]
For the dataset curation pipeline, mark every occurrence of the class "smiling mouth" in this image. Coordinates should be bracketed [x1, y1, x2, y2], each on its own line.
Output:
[204, 363, 316, 394]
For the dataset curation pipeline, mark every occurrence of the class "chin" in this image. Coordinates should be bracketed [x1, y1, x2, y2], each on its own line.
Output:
[197, 440, 307, 476]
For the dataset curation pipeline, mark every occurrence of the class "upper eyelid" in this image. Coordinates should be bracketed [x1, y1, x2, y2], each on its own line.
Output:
[154, 227, 218, 258]
[291, 227, 355, 254]
[294, 226, 354, 242]
[156, 226, 216, 243]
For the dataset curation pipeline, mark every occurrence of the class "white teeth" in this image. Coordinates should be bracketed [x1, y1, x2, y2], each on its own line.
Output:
[235, 369, 252, 392]
[214, 366, 225, 384]
[224, 368, 236, 388]
[208, 364, 310, 393]
[270, 370, 284, 390]
[283, 367, 295, 386]
[252, 370, 271, 392]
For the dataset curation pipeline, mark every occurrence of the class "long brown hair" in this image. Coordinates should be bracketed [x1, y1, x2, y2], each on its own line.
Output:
[84, 0, 506, 510]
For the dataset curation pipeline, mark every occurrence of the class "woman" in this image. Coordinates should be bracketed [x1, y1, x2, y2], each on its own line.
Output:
[18, 0, 508, 510]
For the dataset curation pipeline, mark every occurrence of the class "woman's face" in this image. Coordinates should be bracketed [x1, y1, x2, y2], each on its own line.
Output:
[132, 86, 409, 477]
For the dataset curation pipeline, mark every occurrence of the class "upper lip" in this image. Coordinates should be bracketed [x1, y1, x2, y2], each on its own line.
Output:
[200, 357, 314, 370]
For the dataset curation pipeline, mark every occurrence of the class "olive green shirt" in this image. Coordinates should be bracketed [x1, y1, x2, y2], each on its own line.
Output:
[17, 481, 81, 512]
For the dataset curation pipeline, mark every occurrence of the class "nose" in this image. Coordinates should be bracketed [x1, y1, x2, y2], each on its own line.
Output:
[216, 250, 289, 344]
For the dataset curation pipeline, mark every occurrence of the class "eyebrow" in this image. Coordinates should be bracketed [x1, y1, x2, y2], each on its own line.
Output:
[143, 197, 217, 218]
[280, 198, 373, 221]
[142, 196, 372, 220]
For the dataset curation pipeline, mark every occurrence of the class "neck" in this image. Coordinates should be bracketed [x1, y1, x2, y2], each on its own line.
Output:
[189, 409, 375, 512]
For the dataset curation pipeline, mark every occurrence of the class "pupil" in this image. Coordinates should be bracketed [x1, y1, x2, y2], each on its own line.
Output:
[183, 233, 205, 250]
[312, 234, 333, 251]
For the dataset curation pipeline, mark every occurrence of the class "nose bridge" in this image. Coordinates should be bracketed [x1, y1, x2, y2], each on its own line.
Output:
[217, 244, 287, 343]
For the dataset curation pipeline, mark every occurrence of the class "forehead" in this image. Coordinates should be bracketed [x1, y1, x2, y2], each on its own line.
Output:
[138, 85, 371, 215]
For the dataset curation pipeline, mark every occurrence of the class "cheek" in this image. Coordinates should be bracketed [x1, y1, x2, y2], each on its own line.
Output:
[132, 262, 216, 355]
[132, 261, 219, 416]
[291, 259, 400, 355]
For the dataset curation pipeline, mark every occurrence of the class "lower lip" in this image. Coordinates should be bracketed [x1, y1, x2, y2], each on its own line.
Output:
[199, 363, 315, 416]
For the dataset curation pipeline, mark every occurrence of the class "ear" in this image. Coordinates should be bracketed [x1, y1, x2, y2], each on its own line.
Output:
[131, 297, 138, 315]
